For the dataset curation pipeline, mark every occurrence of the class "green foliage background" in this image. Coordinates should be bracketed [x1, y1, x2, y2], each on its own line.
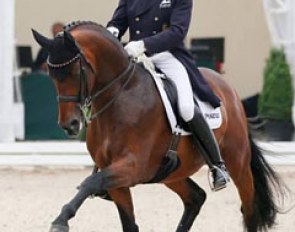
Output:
[258, 48, 293, 121]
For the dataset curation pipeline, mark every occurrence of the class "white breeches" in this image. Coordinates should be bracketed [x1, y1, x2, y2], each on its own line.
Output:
[151, 51, 194, 122]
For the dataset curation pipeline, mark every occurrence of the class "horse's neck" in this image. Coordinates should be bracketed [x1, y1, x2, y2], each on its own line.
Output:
[90, 63, 159, 124]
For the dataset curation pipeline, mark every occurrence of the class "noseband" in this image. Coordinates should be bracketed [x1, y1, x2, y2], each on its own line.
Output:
[48, 49, 135, 125]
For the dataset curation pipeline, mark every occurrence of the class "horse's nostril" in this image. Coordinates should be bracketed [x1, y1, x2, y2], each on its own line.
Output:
[70, 119, 80, 129]
[59, 119, 80, 137]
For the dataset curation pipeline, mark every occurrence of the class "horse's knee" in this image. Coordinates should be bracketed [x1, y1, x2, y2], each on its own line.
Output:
[189, 180, 207, 207]
[80, 165, 140, 196]
[196, 187, 206, 205]
[79, 170, 111, 195]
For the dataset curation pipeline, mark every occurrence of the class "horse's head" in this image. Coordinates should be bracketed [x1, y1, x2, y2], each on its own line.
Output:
[32, 22, 131, 138]
[32, 29, 90, 137]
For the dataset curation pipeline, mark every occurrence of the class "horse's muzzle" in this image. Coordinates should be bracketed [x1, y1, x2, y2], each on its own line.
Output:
[59, 118, 81, 138]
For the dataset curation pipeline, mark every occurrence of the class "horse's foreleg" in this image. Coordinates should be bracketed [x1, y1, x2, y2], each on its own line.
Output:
[49, 169, 114, 232]
[109, 188, 139, 232]
[50, 157, 140, 232]
[165, 178, 207, 232]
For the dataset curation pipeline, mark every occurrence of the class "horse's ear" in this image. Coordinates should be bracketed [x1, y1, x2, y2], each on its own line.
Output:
[63, 31, 78, 52]
[31, 29, 53, 50]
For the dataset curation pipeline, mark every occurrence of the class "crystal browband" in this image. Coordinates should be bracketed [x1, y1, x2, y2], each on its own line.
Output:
[47, 53, 80, 68]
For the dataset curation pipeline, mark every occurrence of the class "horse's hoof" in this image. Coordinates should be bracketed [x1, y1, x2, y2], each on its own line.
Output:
[49, 224, 69, 232]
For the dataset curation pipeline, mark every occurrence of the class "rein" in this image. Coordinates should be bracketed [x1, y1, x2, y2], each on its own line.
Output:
[48, 51, 135, 125]
[88, 60, 135, 121]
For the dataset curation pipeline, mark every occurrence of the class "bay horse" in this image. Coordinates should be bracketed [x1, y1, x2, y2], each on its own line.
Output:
[32, 21, 286, 232]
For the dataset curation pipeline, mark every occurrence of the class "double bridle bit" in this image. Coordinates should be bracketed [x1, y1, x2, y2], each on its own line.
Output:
[48, 52, 135, 125]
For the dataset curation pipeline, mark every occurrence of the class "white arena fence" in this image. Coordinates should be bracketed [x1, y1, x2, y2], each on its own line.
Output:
[0, 141, 295, 167]
[0, 141, 92, 166]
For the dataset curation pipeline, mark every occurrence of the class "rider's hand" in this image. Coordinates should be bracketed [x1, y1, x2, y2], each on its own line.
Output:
[107, 26, 119, 38]
[124, 41, 146, 58]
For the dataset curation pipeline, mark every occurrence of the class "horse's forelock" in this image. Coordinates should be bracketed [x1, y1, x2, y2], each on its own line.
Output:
[48, 35, 78, 65]
[46, 36, 77, 80]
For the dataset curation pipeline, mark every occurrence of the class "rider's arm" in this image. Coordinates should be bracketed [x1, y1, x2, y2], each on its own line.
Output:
[106, 0, 129, 40]
[143, 0, 192, 55]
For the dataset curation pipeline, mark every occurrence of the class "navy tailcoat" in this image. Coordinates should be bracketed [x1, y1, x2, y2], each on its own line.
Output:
[107, 0, 220, 107]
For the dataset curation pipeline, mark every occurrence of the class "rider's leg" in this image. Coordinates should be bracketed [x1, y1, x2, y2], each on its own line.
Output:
[151, 52, 194, 121]
[188, 106, 230, 191]
[151, 52, 229, 191]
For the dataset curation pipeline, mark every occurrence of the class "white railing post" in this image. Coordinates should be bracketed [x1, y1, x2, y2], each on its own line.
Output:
[285, 1, 295, 124]
[0, 0, 15, 142]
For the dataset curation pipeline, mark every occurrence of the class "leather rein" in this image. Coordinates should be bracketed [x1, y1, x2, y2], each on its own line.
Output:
[47, 50, 135, 125]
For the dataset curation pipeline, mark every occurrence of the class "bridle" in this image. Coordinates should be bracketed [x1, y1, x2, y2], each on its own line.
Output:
[48, 53, 91, 105]
[47, 48, 136, 125]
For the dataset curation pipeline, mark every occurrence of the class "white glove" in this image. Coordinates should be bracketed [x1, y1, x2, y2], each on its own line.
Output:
[124, 41, 146, 58]
[137, 54, 155, 72]
[107, 26, 119, 38]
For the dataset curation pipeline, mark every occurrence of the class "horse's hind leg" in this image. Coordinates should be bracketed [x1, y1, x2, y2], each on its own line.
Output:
[221, 135, 256, 231]
[109, 188, 139, 232]
[165, 178, 207, 232]
[235, 166, 256, 231]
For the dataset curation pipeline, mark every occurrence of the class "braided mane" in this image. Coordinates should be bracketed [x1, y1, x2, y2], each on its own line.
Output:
[63, 20, 103, 32]
[62, 20, 118, 44]
[62, 20, 124, 51]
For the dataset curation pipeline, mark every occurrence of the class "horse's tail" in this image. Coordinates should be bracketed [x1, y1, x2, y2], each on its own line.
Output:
[248, 135, 287, 231]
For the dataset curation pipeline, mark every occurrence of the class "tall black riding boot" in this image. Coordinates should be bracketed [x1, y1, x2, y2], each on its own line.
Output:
[187, 106, 230, 191]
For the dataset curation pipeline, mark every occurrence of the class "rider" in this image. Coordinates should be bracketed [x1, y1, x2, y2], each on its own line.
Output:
[106, 0, 229, 191]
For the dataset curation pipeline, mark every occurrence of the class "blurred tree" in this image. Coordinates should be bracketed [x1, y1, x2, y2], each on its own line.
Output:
[258, 48, 293, 121]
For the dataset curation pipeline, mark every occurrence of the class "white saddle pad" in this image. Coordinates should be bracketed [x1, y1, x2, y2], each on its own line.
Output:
[137, 55, 222, 135]
[195, 97, 222, 130]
